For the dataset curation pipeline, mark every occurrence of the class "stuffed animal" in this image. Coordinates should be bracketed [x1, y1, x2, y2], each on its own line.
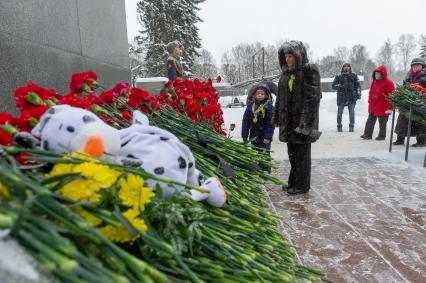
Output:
[14, 105, 226, 207]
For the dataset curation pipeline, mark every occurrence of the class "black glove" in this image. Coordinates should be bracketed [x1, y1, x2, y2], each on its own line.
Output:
[309, 130, 322, 142]
[355, 91, 361, 100]
[294, 127, 322, 142]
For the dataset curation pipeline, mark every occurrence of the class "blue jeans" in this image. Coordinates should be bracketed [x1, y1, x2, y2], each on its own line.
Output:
[337, 104, 355, 129]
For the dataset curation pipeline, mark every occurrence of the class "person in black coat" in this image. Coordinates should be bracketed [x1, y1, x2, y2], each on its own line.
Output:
[273, 40, 322, 195]
[242, 84, 275, 173]
[332, 63, 361, 132]
[393, 57, 426, 147]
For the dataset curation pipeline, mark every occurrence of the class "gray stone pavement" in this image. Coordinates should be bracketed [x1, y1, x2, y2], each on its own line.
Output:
[266, 157, 426, 283]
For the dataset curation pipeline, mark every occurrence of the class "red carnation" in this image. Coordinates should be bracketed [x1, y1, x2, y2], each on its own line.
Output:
[58, 94, 85, 108]
[0, 112, 13, 125]
[100, 90, 116, 105]
[14, 153, 38, 165]
[128, 87, 150, 108]
[112, 82, 130, 97]
[11, 116, 30, 132]
[122, 110, 133, 120]
[70, 70, 98, 94]
[0, 128, 13, 146]
[20, 105, 49, 121]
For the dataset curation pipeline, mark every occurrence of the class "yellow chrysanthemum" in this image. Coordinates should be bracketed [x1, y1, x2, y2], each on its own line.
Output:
[46, 163, 75, 179]
[99, 209, 147, 243]
[0, 182, 10, 199]
[48, 161, 120, 202]
[73, 207, 102, 226]
[73, 162, 120, 189]
[59, 179, 102, 202]
[69, 152, 98, 162]
[119, 174, 154, 212]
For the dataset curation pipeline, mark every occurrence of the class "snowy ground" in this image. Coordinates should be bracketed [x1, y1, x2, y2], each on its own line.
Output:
[221, 90, 426, 169]
[266, 157, 426, 282]
[223, 90, 426, 282]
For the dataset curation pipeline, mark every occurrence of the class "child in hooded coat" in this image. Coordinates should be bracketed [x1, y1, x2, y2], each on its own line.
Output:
[241, 84, 275, 173]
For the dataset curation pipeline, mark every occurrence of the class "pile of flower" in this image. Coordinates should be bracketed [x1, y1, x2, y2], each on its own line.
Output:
[0, 71, 224, 150]
[0, 149, 168, 283]
[46, 153, 154, 243]
[0, 71, 329, 283]
[389, 83, 426, 124]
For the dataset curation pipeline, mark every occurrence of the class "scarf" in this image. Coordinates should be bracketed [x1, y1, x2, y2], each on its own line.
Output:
[252, 102, 266, 123]
[288, 74, 296, 93]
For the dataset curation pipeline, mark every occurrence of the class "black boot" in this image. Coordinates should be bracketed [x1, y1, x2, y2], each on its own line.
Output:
[393, 136, 404, 145]
[412, 137, 426, 147]
[360, 134, 372, 140]
[287, 187, 308, 195]
[349, 127, 354, 132]
[337, 127, 342, 132]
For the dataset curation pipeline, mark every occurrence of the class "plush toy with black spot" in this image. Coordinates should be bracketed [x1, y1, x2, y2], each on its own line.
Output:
[28, 105, 121, 160]
[117, 111, 226, 207]
[14, 105, 226, 207]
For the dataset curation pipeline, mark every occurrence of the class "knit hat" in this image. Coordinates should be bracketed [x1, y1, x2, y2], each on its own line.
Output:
[410, 57, 426, 67]
[166, 41, 183, 54]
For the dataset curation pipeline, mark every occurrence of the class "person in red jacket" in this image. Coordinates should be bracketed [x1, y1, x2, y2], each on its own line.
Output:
[360, 65, 394, 140]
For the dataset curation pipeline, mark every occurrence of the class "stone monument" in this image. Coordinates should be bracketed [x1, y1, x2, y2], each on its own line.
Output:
[0, 0, 130, 113]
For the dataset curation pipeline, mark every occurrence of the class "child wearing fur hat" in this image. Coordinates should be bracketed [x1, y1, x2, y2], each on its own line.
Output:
[242, 84, 275, 173]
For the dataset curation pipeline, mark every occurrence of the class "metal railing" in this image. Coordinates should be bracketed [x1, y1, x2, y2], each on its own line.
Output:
[388, 106, 426, 167]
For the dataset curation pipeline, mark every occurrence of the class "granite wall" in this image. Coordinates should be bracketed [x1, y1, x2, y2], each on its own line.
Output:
[0, 0, 130, 113]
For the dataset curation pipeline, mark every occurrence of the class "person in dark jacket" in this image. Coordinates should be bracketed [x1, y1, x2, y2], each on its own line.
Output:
[332, 63, 361, 132]
[166, 41, 184, 81]
[273, 40, 322, 195]
[242, 84, 275, 173]
[393, 57, 426, 147]
[360, 66, 394, 140]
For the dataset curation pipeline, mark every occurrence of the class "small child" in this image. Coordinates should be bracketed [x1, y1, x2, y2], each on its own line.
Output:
[242, 84, 275, 173]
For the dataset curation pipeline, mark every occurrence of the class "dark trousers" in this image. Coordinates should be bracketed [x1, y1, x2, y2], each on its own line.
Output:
[252, 142, 272, 173]
[337, 103, 355, 129]
[287, 143, 311, 192]
[363, 114, 388, 138]
[395, 114, 426, 143]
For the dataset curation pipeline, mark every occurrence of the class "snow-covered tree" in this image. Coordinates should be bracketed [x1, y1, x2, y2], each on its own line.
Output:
[395, 34, 417, 72]
[129, 38, 147, 85]
[348, 44, 375, 85]
[318, 55, 343, 78]
[420, 34, 426, 59]
[333, 46, 349, 63]
[193, 49, 218, 80]
[219, 42, 280, 83]
[136, 0, 205, 77]
[220, 52, 238, 84]
[376, 38, 395, 77]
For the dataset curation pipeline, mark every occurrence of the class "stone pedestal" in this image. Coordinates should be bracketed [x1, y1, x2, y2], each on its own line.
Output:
[0, 0, 130, 113]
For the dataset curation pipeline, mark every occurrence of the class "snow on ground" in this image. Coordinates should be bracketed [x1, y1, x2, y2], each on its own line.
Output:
[221, 90, 426, 169]
[0, 230, 54, 283]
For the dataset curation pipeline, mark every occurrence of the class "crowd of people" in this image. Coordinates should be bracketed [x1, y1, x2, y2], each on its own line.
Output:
[164, 40, 426, 196]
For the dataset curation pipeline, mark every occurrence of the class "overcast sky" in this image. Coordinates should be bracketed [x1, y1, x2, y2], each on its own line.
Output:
[125, 0, 425, 64]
